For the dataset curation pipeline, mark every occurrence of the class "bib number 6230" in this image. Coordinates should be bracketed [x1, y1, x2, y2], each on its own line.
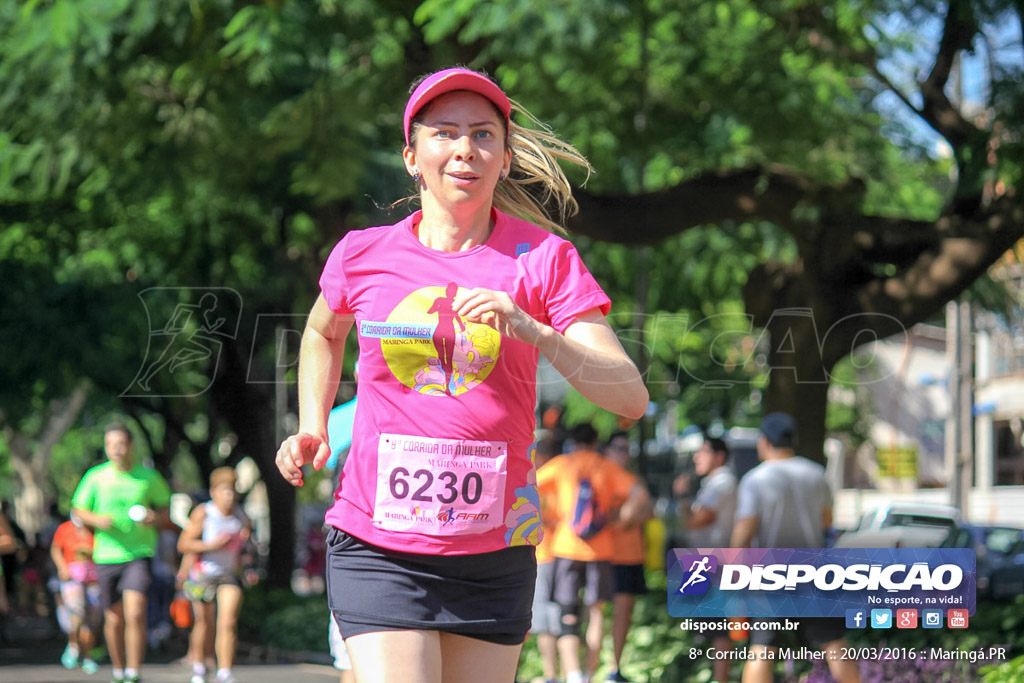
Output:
[388, 467, 483, 505]
[373, 434, 507, 535]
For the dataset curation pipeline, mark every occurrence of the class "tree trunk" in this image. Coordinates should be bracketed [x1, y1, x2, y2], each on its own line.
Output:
[761, 361, 831, 465]
[2, 382, 89, 542]
[212, 339, 296, 588]
[261, 467, 298, 588]
[744, 264, 837, 464]
[9, 455, 47, 543]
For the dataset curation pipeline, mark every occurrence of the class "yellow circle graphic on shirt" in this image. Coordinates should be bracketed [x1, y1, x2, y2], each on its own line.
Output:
[376, 284, 500, 396]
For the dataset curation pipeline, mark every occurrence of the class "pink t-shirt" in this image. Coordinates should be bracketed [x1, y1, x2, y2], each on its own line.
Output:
[319, 208, 610, 555]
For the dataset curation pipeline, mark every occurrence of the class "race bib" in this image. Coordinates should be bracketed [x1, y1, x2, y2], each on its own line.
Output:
[373, 434, 507, 535]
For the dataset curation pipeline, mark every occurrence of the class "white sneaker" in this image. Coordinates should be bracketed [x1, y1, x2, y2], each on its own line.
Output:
[190, 675, 205, 683]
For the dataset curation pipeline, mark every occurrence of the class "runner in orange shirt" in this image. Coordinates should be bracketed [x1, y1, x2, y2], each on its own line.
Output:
[604, 432, 653, 683]
[51, 515, 102, 674]
[537, 424, 651, 683]
[529, 436, 562, 683]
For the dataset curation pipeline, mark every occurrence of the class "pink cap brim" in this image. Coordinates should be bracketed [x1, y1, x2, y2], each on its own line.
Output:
[403, 68, 511, 145]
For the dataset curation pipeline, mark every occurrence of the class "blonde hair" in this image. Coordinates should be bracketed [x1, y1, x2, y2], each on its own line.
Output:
[403, 94, 592, 234]
[493, 99, 592, 234]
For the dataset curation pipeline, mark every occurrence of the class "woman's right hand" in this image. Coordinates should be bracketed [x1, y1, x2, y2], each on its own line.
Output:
[275, 433, 331, 487]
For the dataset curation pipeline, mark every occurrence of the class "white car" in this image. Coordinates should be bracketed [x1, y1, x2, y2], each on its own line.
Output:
[833, 503, 963, 548]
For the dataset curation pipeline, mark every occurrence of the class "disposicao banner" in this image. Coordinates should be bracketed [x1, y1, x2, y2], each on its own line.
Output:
[667, 548, 975, 619]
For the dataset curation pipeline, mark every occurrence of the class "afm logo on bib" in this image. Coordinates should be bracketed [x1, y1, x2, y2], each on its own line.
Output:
[362, 283, 500, 397]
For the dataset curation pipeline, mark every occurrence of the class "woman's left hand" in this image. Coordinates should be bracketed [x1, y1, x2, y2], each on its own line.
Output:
[453, 288, 543, 345]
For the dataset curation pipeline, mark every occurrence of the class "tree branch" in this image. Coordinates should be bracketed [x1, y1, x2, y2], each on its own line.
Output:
[569, 165, 864, 244]
[120, 394, 214, 476]
[791, 3, 979, 162]
[37, 381, 90, 459]
[919, 0, 978, 148]
[0, 419, 30, 463]
[854, 199, 1024, 322]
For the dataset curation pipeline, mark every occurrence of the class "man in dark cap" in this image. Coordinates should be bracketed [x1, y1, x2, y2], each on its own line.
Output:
[730, 413, 860, 683]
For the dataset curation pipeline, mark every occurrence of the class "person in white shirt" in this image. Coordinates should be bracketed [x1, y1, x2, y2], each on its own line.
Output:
[179, 468, 251, 683]
[731, 413, 860, 683]
[683, 437, 737, 682]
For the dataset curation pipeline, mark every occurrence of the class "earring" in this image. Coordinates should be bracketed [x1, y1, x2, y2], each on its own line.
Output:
[498, 172, 506, 182]
[412, 171, 420, 182]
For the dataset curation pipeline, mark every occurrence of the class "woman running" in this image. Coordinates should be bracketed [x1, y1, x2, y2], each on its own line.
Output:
[276, 66, 647, 683]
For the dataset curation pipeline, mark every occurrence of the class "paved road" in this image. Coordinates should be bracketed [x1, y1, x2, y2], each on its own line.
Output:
[0, 614, 340, 683]
[0, 660, 340, 683]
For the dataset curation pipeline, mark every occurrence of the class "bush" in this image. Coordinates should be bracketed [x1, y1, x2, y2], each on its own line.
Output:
[238, 585, 331, 654]
[261, 600, 332, 654]
[982, 654, 1024, 681]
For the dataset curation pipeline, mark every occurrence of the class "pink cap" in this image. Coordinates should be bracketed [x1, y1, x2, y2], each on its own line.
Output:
[403, 67, 511, 145]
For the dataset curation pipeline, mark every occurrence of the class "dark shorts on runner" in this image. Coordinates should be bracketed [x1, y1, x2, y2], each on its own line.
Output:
[747, 617, 847, 648]
[326, 528, 536, 646]
[612, 563, 647, 595]
[551, 557, 613, 608]
[95, 557, 152, 612]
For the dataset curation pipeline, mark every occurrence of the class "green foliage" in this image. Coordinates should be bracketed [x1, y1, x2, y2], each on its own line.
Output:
[260, 598, 333, 654]
[0, 0, 996, 433]
[564, 222, 794, 433]
[45, 425, 105, 510]
[825, 355, 875, 448]
[415, 0, 905, 195]
[983, 654, 1024, 682]
[0, 0, 419, 501]
[3, 0, 1023, 570]
[238, 585, 332, 654]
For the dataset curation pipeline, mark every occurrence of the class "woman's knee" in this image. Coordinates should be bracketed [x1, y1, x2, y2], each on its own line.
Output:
[217, 613, 238, 631]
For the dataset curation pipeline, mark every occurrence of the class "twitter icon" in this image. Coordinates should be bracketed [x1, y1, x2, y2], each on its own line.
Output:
[870, 609, 893, 629]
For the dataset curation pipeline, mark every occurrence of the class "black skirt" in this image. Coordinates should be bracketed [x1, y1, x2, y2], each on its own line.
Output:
[326, 527, 537, 645]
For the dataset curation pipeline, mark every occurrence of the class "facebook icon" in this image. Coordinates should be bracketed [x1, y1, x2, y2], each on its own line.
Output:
[845, 609, 866, 629]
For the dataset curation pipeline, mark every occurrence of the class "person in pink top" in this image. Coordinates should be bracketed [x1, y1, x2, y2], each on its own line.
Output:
[275, 66, 648, 683]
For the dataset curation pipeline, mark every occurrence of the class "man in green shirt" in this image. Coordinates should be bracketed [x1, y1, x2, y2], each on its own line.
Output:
[72, 423, 171, 683]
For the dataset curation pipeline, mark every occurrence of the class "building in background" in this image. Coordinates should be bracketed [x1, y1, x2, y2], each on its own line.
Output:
[834, 246, 1024, 529]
